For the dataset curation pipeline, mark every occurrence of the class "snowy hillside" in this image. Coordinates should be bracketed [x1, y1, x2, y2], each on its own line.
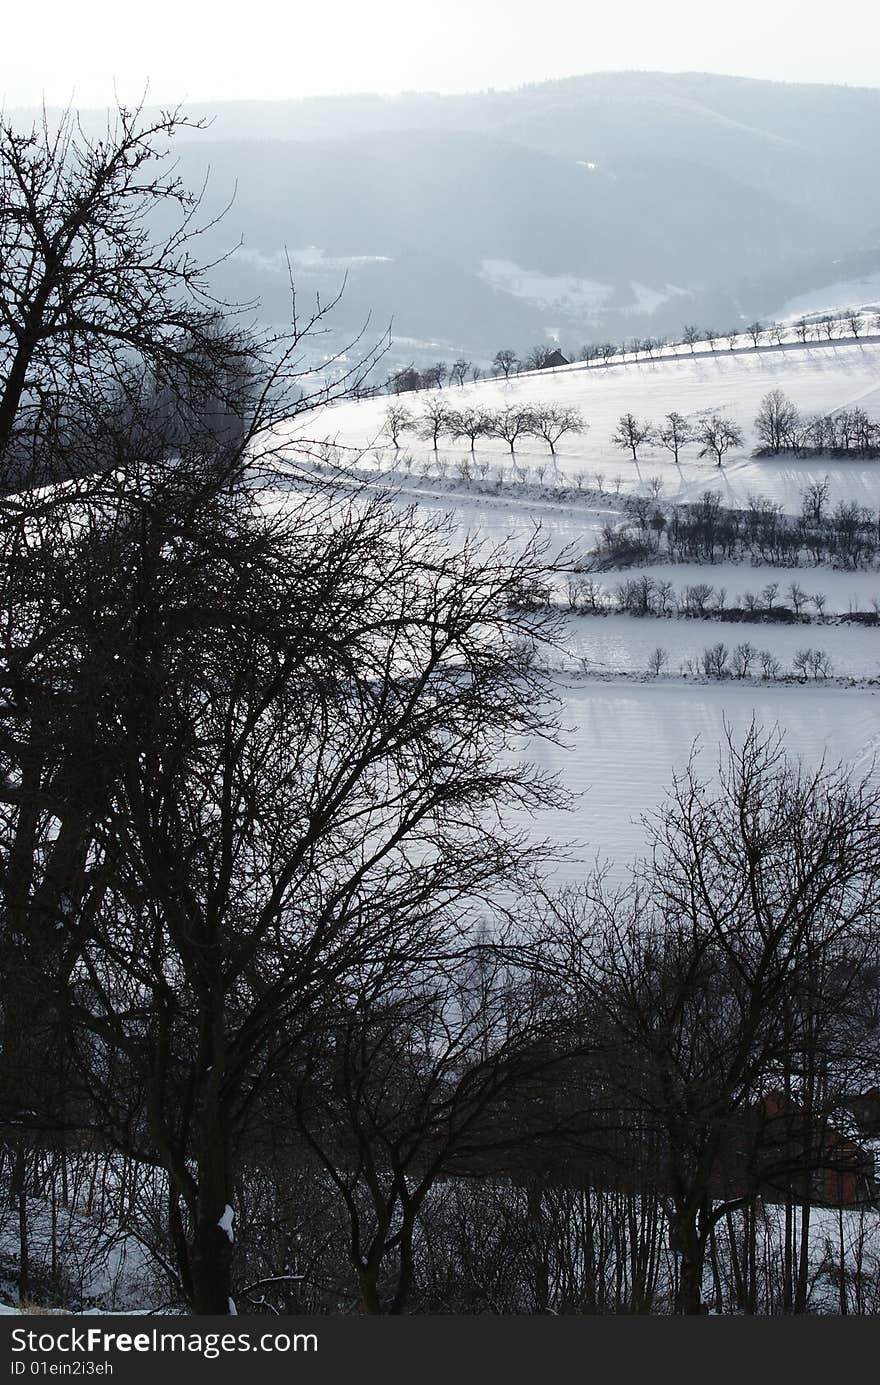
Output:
[284, 330, 880, 879]
[517, 680, 880, 883]
[774, 270, 880, 325]
[303, 334, 880, 514]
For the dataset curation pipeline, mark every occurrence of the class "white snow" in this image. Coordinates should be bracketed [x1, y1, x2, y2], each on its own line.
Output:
[559, 613, 880, 679]
[478, 258, 614, 316]
[275, 336, 880, 889]
[0, 1194, 154, 1312]
[298, 335, 880, 515]
[519, 679, 880, 885]
[218, 1205, 235, 1244]
[773, 273, 880, 325]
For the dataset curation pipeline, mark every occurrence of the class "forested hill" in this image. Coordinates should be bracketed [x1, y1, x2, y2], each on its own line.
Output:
[14, 73, 880, 363]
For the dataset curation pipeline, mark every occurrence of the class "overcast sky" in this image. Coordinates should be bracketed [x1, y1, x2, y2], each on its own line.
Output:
[4, 0, 879, 108]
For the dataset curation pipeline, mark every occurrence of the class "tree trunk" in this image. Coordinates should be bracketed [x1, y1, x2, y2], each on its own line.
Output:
[190, 1213, 235, 1314]
[389, 1218, 416, 1315]
[796, 1200, 811, 1313]
[189, 1074, 235, 1313]
[12, 1147, 29, 1304]
[675, 1214, 706, 1315]
[527, 1179, 550, 1313]
[357, 1259, 384, 1315]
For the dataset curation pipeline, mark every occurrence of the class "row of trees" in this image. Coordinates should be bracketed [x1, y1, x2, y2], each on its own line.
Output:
[756, 389, 880, 458]
[484, 312, 879, 385]
[384, 403, 744, 469]
[573, 394, 876, 472]
[384, 346, 570, 394]
[611, 411, 745, 466]
[611, 388, 878, 467]
[568, 575, 839, 622]
[668, 642, 835, 681]
[385, 401, 585, 455]
[383, 393, 875, 480]
[594, 487, 880, 571]
[384, 358, 481, 394]
[4, 717, 879, 1314]
[382, 312, 880, 403]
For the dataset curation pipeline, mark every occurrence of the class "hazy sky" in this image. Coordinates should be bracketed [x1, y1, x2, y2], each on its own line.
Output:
[4, 0, 879, 107]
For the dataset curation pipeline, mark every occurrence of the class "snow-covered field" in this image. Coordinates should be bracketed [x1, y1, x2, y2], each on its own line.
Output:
[583, 560, 880, 614]
[298, 336, 880, 514]
[525, 680, 880, 884]
[557, 613, 880, 679]
[0, 1196, 153, 1313]
[403, 490, 619, 556]
[281, 335, 880, 887]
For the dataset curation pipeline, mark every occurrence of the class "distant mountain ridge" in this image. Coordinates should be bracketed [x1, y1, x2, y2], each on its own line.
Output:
[13, 73, 880, 367]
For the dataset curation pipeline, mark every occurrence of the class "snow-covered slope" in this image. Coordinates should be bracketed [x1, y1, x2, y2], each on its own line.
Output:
[520, 680, 880, 884]
[299, 335, 880, 514]
[279, 333, 880, 880]
[773, 272, 880, 324]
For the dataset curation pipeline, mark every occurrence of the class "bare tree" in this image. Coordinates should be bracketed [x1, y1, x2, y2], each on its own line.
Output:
[786, 582, 808, 616]
[387, 366, 422, 395]
[493, 350, 519, 380]
[449, 407, 491, 454]
[423, 361, 449, 390]
[287, 935, 565, 1313]
[53, 464, 565, 1315]
[487, 406, 536, 456]
[755, 390, 800, 454]
[793, 647, 833, 680]
[658, 412, 694, 465]
[747, 321, 765, 349]
[701, 642, 730, 677]
[801, 477, 830, 526]
[683, 583, 714, 616]
[0, 105, 248, 488]
[761, 582, 779, 613]
[759, 650, 782, 679]
[696, 415, 744, 466]
[419, 399, 454, 451]
[647, 647, 668, 677]
[731, 642, 757, 678]
[612, 414, 655, 463]
[542, 727, 880, 1313]
[847, 312, 865, 341]
[385, 404, 414, 449]
[532, 405, 586, 455]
